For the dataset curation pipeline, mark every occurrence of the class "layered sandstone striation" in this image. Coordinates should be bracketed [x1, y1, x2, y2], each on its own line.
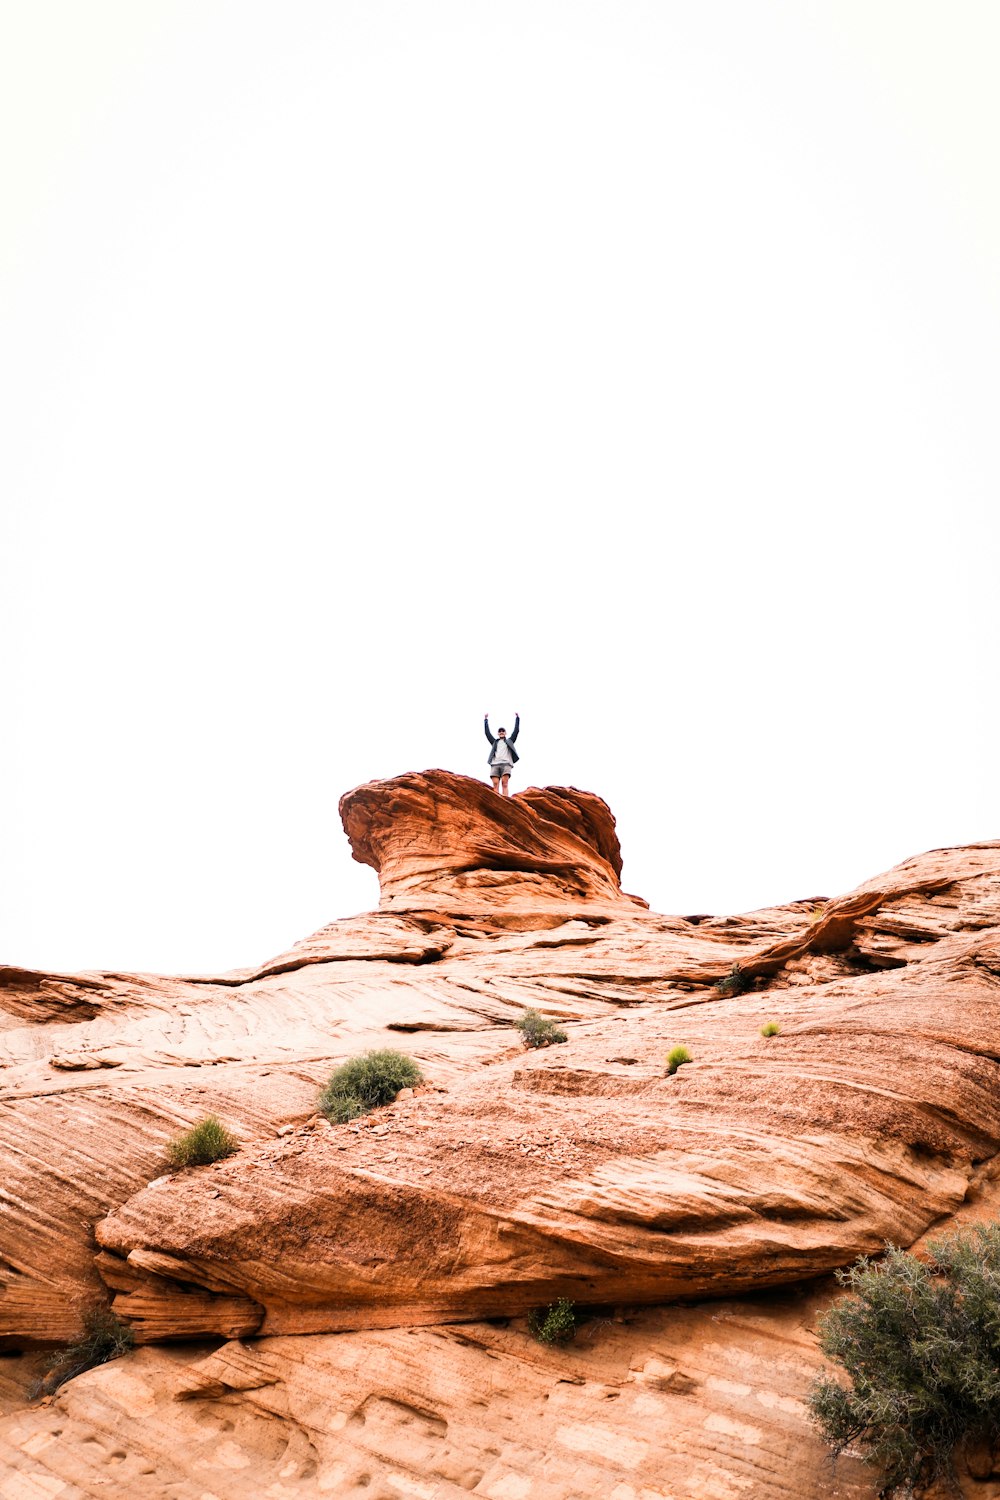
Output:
[339, 770, 635, 914]
[4, 770, 1000, 1497]
[1, 1289, 882, 1500]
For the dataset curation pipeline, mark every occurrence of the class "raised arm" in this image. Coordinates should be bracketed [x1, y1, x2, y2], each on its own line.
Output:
[484, 714, 494, 744]
[508, 712, 520, 743]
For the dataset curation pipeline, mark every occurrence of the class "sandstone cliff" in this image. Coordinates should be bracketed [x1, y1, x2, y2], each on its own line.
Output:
[3, 771, 1000, 1498]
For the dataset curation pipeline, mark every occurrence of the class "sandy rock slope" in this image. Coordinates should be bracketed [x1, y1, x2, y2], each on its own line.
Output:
[3, 770, 1000, 1497]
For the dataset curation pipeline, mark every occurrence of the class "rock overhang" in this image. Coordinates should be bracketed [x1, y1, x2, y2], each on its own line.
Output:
[338, 769, 643, 916]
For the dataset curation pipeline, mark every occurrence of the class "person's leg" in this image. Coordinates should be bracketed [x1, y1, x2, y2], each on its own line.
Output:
[501, 774, 510, 797]
[491, 774, 501, 794]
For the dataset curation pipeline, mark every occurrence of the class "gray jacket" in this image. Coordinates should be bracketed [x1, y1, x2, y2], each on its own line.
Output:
[484, 714, 520, 766]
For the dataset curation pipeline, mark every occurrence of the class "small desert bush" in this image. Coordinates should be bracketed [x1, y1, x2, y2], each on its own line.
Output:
[760, 1020, 781, 1038]
[515, 1008, 568, 1049]
[665, 1045, 691, 1075]
[34, 1305, 134, 1397]
[716, 963, 752, 996]
[809, 1227, 1000, 1495]
[320, 1048, 423, 1124]
[167, 1115, 239, 1168]
[528, 1298, 577, 1345]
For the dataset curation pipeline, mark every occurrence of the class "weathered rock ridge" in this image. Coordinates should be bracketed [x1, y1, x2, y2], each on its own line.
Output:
[340, 771, 635, 914]
[3, 770, 1000, 1498]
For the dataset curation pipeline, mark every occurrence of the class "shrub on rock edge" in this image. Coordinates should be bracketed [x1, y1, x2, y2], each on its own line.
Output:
[760, 1020, 781, 1038]
[320, 1049, 423, 1124]
[515, 1008, 568, 1049]
[528, 1298, 577, 1345]
[167, 1115, 239, 1168]
[666, 1045, 691, 1075]
[808, 1228, 1000, 1495]
[716, 963, 752, 996]
[33, 1305, 134, 1397]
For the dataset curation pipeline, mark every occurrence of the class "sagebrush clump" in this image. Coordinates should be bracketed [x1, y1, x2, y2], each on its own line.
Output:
[760, 1020, 781, 1038]
[167, 1115, 239, 1168]
[515, 1008, 568, 1049]
[809, 1227, 1000, 1495]
[665, 1045, 691, 1075]
[716, 963, 752, 996]
[33, 1305, 134, 1397]
[528, 1298, 577, 1345]
[320, 1048, 423, 1123]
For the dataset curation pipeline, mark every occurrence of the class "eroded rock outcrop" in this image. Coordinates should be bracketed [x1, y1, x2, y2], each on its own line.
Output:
[339, 770, 637, 916]
[4, 771, 1000, 1498]
[0, 1290, 879, 1499]
[92, 926, 1000, 1341]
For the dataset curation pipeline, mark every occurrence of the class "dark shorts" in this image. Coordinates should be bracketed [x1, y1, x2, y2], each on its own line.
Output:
[490, 762, 513, 780]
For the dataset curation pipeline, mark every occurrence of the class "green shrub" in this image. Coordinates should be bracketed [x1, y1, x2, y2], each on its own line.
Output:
[760, 1020, 781, 1038]
[665, 1045, 691, 1075]
[320, 1049, 423, 1124]
[167, 1115, 239, 1168]
[515, 1008, 568, 1049]
[716, 963, 752, 996]
[528, 1297, 577, 1345]
[34, 1305, 134, 1397]
[809, 1228, 1000, 1495]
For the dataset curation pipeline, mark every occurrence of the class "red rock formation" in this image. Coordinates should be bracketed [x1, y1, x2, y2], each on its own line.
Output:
[339, 770, 638, 916]
[5, 771, 1000, 1498]
[93, 918, 1000, 1340]
[0, 1291, 880, 1499]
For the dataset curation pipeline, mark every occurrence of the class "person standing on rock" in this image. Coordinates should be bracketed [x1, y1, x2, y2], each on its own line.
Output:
[484, 712, 520, 796]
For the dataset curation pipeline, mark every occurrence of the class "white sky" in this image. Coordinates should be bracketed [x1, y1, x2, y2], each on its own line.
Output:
[2, 2, 998, 974]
